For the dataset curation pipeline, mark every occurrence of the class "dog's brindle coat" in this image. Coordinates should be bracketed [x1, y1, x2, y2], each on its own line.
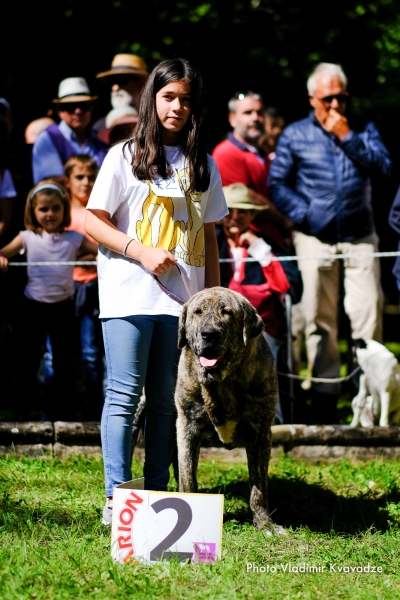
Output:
[175, 287, 283, 533]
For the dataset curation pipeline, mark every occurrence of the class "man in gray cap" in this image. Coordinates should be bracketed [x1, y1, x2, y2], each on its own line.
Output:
[32, 77, 108, 184]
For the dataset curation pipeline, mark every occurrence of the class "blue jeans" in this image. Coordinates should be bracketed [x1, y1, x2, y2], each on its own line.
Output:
[101, 314, 180, 497]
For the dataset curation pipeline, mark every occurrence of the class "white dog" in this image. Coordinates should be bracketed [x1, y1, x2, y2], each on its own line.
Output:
[350, 340, 400, 427]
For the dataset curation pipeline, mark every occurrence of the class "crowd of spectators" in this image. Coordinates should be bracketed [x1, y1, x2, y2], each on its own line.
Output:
[0, 56, 399, 424]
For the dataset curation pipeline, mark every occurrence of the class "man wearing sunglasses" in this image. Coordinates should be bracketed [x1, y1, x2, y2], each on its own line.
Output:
[32, 77, 108, 184]
[269, 62, 391, 424]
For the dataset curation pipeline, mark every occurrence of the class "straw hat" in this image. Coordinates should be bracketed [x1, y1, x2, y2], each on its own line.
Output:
[223, 184, 268, 210]
[96, 54, 149, 79]
[53, 77, 98, 103]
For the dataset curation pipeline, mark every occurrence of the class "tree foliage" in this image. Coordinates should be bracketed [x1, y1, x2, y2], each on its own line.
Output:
[2, 0, 400, 149]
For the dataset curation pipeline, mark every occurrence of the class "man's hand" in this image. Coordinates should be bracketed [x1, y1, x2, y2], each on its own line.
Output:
[137, 247, 177, 275]
[239, 230, 260, 247]
[323, 108, 350, 140]
[315, 105, 350, 140]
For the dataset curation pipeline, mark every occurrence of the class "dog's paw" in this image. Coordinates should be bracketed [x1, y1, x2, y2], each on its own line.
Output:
[256, 521, 287, 536]
[263, 524, 287, 536]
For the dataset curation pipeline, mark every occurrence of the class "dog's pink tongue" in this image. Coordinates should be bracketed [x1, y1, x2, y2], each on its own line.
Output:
[200, 356, 219, 367]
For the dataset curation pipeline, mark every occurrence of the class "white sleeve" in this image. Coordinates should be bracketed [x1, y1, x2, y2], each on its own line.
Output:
[247, 237, 272, 266]
[202, 156, 229, 223]
[20, 229, 29, 251]
[86, 144, 125, 217]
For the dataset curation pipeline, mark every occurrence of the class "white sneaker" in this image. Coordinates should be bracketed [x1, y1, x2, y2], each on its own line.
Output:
[102, 501, 112, 526]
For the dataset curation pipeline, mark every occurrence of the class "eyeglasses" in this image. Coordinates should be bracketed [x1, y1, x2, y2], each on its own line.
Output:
[59, 102, 93, 113]
[317, 93, 348, 105]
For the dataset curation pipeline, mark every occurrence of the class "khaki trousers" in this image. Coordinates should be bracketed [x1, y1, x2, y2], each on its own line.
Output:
[293, 231, 383, 394]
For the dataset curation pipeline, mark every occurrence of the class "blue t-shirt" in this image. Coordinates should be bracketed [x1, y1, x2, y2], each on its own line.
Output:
[32, 120, 106, 184]
[0, 169, 17, 198]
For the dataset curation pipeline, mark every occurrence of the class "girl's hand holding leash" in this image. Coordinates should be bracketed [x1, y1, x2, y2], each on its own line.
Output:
[138, 246, 177, 276]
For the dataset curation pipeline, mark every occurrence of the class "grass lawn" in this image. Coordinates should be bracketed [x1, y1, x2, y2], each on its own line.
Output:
[0, 455, 399, 599]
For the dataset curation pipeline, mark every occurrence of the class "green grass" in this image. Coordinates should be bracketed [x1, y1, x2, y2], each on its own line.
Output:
[0, 455, 399, 599]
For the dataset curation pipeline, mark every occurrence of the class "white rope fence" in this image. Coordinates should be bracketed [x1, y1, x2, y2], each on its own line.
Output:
[277, 366, 362, 385]
[3, 252, 399, 387]
[7, 250, 400, 267]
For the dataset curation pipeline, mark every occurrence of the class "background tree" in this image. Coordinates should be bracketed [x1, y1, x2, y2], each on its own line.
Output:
[2, 0, 400, 297]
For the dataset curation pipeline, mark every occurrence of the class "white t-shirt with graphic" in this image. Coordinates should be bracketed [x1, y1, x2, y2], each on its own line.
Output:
[87, 142, 228, 318]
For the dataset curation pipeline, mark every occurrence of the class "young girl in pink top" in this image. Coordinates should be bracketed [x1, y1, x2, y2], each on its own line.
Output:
[0, 179, 96, 420]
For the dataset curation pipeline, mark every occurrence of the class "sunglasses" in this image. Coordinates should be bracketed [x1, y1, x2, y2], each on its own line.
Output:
[110, 74, 141, 86]
[318, 93, 348, 104]
[59, 102, 93, 113]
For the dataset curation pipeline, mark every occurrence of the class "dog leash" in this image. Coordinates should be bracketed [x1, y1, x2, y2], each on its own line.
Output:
[152, 262, 193, 306]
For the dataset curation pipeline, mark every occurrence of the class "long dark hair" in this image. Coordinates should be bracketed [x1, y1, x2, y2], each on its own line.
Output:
[125, 58, 210, 193]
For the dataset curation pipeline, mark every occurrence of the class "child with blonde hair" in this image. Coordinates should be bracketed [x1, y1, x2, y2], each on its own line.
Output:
[44, 155, 104, 419]
[0, 180, 97, 420]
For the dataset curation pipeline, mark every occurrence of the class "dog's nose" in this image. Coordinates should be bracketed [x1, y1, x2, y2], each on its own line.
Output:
[201, 328, 218, 341]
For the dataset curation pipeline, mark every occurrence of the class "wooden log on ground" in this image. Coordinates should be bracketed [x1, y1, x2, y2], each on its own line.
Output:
[0, 421, 53, 445]
[282, 425, 400, 447]
[53, 421, 101, 445]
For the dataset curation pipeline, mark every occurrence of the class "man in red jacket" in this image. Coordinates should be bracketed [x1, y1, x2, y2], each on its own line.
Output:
[212, 91, 291, 245]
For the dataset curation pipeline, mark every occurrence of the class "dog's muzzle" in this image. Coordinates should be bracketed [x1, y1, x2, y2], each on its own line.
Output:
[198, 328, 224, 369]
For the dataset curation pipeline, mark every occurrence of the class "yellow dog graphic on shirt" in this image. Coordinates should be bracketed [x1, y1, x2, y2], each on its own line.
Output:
[136, 169, 204, 267]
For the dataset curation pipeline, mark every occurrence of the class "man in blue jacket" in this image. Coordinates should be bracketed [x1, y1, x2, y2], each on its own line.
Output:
[389, 187, 400, 299]
[269, 62, 391, 423]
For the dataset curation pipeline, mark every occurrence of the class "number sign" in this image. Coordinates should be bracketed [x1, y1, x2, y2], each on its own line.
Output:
[111, 478, 224, 564]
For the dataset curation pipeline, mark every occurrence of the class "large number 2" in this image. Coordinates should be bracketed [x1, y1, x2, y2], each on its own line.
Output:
[150, 498, 193, 561]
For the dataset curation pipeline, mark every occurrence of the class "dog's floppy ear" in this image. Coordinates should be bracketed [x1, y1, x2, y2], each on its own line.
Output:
[242, 298, 264, 344]
[177, 303, 189, 348]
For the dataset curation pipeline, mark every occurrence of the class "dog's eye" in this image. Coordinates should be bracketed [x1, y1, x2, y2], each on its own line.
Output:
[194, 308, 202, 315]
[221, 308, 233, 316]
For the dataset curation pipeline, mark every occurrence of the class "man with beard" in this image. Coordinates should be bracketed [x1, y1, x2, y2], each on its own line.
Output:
[93, 54, 148, 134]
[213, 92, 269, 197]
[212, 91, 292, 246]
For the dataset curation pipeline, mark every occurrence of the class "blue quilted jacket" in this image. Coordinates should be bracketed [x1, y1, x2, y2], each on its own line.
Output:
[388, 185, 400, 285]
[268, 113, 391, 243]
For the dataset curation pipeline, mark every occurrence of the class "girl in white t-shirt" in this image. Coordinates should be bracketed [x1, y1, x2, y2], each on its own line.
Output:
[0, 180, 97, 420]
[85, 58, 228, 524]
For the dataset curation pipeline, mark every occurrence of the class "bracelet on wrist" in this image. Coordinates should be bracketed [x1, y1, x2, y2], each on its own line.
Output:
[123, 238, 135, 258]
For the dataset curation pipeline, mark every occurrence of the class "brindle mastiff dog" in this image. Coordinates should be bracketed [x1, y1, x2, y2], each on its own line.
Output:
[175, 287, 285, 534]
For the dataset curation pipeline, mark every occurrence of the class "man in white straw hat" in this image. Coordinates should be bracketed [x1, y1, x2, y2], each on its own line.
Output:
[32, 77, 108, 184]
[93, 54, 148, 133]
